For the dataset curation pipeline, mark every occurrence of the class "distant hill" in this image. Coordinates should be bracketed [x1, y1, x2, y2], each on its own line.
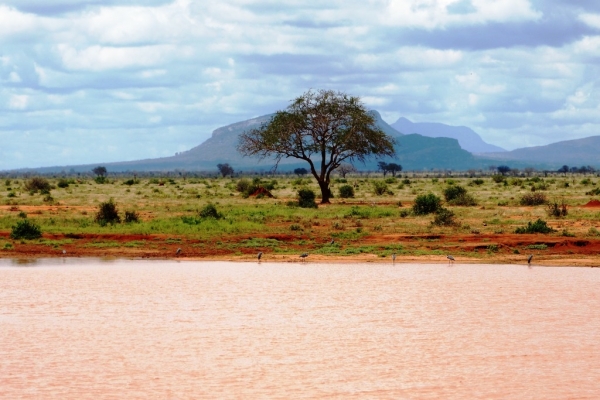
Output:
[481, 136, 600, 168]
[391, 117, 505, 153]
[11, 111, 484, 173]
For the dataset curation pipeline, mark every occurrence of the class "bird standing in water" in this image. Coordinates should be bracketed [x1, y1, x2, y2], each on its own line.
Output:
[392, 253, 396, 263]
[447, 255, 455, 263]
[300, 253, 309, 261]
[527, 254, 533, 264]
[257, 252, 263, 261]
[176, 248, 182, 256]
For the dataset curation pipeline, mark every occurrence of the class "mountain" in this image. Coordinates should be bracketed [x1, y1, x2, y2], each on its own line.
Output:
[11, 111, 483, 173]
[480, 136, 600, 168]
[391, 117, 505, 153]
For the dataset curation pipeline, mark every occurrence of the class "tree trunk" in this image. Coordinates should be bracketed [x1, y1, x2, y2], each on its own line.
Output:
[318, 180, 331, 204]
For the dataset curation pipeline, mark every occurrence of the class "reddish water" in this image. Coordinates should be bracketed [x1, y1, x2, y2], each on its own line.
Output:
[1, 259, 599, 399]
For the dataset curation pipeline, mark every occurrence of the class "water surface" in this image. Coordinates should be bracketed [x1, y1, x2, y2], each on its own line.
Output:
[1, 259, 599, 398]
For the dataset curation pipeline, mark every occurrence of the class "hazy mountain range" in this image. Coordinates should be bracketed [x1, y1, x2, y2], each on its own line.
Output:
[8, 113, 600, 174]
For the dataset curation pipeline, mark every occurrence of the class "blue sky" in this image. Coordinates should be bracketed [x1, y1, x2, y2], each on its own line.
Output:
[2, 0, 600, 169]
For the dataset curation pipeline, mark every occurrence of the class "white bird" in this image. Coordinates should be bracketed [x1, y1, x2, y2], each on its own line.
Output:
[447, 255, 455, 263]
[300, 253, 309, 261]
[62, 250, 66, 255]
[257, 251, 263, 261]
[176, 248, 182, 256]
[392, 253, 396, 262]
[527, 254, 533, 264]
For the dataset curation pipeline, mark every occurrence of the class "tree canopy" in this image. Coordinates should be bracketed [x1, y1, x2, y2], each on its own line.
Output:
[217, 163, 234, 177]
[238, 89, 396, 203]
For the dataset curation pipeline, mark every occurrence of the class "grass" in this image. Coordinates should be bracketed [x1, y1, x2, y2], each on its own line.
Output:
[0, 172, 599, 257]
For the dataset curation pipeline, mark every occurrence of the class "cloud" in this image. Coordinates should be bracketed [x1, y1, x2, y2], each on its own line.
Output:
[2, 0, 600, 169]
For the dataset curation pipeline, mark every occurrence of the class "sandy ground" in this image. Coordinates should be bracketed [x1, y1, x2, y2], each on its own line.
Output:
[2, 230, 600, 267]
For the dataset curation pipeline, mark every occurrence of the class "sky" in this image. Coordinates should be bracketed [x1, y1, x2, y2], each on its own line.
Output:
[2, 0, 600, 170]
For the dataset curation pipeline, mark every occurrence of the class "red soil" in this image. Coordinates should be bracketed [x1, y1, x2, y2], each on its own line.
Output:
[583, 199, 600, 208]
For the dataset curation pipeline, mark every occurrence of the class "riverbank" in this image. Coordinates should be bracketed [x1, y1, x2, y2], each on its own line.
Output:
[2, 231, 599, 267]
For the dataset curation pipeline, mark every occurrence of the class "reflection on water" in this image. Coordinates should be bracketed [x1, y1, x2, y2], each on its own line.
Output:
[1, 260, 599, 399]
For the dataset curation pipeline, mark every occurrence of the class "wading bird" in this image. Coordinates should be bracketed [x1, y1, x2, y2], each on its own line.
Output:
[300, 253, 309, 261]
[257, 252, 263, 261]
[392, 253, 396, 262]
[330, 238, 335, 245]
[527, 254, 533, 264]
[176, 248, 182, 256]
[447, 255, 455, 263]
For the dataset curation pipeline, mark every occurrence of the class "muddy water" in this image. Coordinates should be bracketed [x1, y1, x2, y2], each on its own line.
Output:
[1, 259, 599, 399]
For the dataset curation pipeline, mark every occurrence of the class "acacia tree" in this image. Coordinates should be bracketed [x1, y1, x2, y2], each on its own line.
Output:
[217, 163, 234, 177]
[336, 163, 357, 178]
[238, 90, 396, 203]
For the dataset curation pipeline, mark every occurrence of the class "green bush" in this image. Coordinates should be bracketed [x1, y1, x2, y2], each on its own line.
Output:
[372, 181, 389, 195]
[515, 219, 555, 234]
[298, 188, 318, 208]
[11, 219, 42, 240]
[431, 207, 457, 226]
[585, 187, 600, 196]
[25, 177, 51, 193]
[413, 193, 442, 215]
[198, 203, 223, 219]
[519, 193, 547, 206]
[95, 176, 108, 184]
[236, 178, 251, 193]
[123, 179, 137, 186]
[95, 199, 121, 225]
[491, 175, 506, 183]
[338, 185, 355, 198]
[57, 179, 70, 188]
[472, 178, 484, 185]
[124, 211, 140, 223]
[443, 185, 466, 201]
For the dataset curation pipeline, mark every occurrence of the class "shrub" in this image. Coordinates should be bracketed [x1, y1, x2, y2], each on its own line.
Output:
[444, 185, 466, 201]
[11, 219, 42, 240]
[124, 211, 140, 223]
[413, 193, 442, 215]
[372, 181, 389, 196]
[585, 187, 600, 196]
[290, 224, 302, 231]
[95, 199, 121, 225]
[472, 178, 484, 185]
[57, 179, 70, 188]
[297, 188, 318, 208]
[519, 193, 547, 206]
[95, 176, 108, 184]
[547, 199, 568, 217]
[431, 207, 457, 226]
[123, 179, 137, 186]
[491, 175, 506, 183]
[338, 185, 355, 198]
[515, 219, 555, 234]
[25, 177, 51, 193]
[198, 203, 223, 219]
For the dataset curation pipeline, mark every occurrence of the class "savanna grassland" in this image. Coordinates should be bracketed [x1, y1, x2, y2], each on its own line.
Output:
[1, 173, 600, 265]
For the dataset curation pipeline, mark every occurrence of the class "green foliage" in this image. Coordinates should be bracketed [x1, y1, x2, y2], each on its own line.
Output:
[515, 219, 555, 234]
[290, 224, 302, 231]
[95, 176, 108, 184]
[338, 184, 355, 198]
[57, 178, 70, 188]
[442, 185, 476, 206]
[297, 188, 318, 208]
[413, 193, 442, 215]
[236, 178, 251, 193]
[198, 203, 223, 219]
[431, 207, 457, 226]
[95, 199, 121, 226]
[526, 244, 548, 250]
[491, 175, 506, 183]
[471, 178, 485, 185]
[372, 181, 390, 196]
[11, 219, 42, 240]
[123, 179, 137, 186]
[25, 177, 51, 193]
[519, 192, 547, 206]
[585, 187, 600, 196]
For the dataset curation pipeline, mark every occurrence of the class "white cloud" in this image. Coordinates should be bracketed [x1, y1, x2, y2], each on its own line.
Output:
[8, 94, 29, 109]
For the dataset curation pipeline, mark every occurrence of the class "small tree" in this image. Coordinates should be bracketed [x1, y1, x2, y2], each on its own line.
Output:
[297, 188, 318, 208]
[92, 166, 107, 178]
[24, 177, 51, 193]
[217, 163, 234, 178]
[294, 167, 308, 176]
[336, 163, 357, 178]
[387, 163, 402, 177]
[378, 161, 389, 177]
[497, 165, 511, 175]
[11, 219, 42, 240]
[238, 89, 396, 203]
[338, 185, 355, 198]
